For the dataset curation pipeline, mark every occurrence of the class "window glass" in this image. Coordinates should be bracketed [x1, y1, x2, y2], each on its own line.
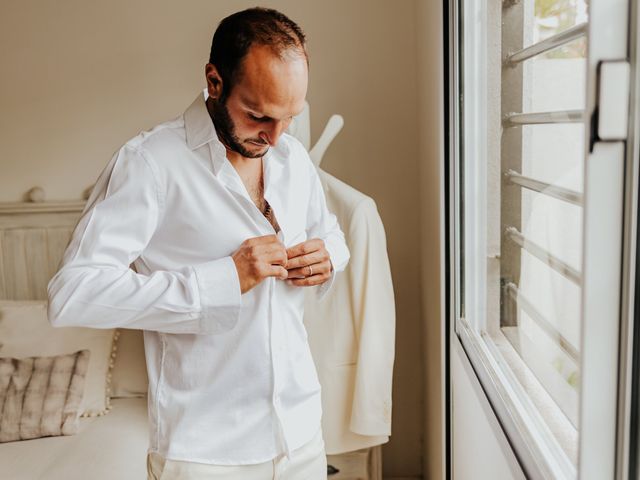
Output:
[459, 0, 588, 472]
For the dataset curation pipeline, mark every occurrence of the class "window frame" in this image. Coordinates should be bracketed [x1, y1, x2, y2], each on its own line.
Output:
[446, 0, 636, 479]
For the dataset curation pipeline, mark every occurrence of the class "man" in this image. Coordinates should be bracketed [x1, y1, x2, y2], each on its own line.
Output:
[47, 7, 350, 480]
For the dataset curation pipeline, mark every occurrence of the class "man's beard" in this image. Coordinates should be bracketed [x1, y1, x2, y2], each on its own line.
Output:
[207, 96, 268, 159]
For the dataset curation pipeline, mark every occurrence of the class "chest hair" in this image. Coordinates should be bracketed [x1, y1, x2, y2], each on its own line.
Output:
[239, 165, 281, 233]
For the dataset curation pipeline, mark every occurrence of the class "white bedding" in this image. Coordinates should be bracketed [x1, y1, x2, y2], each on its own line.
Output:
[0, 397, 149, 480]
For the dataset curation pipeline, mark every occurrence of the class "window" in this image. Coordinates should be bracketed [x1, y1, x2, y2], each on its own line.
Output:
[450, 0, 635, 478]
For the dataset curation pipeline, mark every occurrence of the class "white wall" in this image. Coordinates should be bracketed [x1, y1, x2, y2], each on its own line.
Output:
[0, 1, 424, 478]
[452, 338, 527, 480]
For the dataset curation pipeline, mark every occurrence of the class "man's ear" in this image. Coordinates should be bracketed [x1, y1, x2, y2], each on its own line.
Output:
[205, 63, 223, 100]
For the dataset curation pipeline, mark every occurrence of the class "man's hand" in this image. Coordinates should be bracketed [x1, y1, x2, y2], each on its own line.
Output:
[285, 238, 333, 287]
[231, 234, 289, 294]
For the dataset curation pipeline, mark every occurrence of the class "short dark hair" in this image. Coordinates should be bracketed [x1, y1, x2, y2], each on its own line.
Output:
[209, 7, 308, 101]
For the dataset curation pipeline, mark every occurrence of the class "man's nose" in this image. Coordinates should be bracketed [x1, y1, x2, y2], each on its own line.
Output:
[260, 120, 287, 146]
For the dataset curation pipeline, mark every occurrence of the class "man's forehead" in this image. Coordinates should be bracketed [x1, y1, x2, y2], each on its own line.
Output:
[239, 93, 306, 118]
[231, 44, 308, 118]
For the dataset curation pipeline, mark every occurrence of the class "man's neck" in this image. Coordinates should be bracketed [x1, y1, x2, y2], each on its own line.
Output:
[224, 148, 260, 170]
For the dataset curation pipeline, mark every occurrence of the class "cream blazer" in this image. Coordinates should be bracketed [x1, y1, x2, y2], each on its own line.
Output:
[303, 168, 396, 455]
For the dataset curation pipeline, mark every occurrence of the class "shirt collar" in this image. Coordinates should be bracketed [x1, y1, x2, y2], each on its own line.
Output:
[183, 88, 291, 176]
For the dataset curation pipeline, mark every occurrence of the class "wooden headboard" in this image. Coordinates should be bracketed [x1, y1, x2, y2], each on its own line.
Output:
[0, 187, 87, 301]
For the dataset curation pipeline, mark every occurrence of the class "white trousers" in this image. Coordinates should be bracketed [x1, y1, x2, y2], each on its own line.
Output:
[146, 427, 327, 480]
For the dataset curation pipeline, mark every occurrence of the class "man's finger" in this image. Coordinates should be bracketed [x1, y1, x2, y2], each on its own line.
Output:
[285, 250, 324, 270]
[255, 243, 288, 267]
[267, 265, 289, 280]
[286, 273, 326, 287]
[287, 261, 329, 279]
[286, 238, 323, 259]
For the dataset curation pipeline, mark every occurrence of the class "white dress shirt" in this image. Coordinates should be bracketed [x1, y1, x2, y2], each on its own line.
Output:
[46, 88, 350, 465]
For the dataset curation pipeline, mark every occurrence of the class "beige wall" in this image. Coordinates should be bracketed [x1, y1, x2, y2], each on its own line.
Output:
[0, 1, 428, 478]
[416, 1, 446, 479]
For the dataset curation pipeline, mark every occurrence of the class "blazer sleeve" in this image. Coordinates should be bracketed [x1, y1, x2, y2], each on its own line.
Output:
[304, 155, 350, 301]
[348, 197, 396, 436]
[47, 144, 242, 335]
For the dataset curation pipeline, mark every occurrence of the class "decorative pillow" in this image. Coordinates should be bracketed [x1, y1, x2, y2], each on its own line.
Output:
[0, 349, 89, 442]
[0, 301, 119, 417]
[110, 328, 148, 398]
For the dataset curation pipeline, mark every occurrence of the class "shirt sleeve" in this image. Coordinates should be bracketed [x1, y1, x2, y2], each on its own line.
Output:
[304, 153, 350, 301]
[47, 144, 242, 335]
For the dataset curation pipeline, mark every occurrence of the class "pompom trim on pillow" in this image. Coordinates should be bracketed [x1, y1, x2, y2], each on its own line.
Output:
[79, 329, 120, 418]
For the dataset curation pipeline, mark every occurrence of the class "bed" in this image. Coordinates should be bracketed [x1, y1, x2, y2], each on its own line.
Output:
[0, 189, 151, 480]
[1, 397, 149, 480]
